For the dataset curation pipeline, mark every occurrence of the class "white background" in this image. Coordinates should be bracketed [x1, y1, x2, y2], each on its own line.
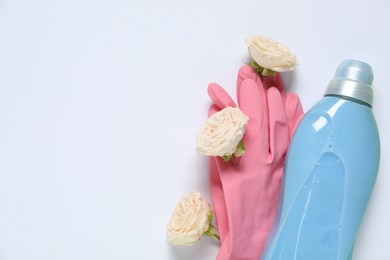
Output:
[0, 0, 389, 259]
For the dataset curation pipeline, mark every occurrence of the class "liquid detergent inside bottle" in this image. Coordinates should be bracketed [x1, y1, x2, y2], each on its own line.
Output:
[262, 60, 380, 260]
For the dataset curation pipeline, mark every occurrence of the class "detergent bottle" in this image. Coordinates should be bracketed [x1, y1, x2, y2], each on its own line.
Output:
[262, 60, 380, 260]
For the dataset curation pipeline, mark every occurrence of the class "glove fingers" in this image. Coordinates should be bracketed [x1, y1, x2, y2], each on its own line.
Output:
[267, 87, 289, 162]
[285, 93, 304, 138]
[238, 78, 269, 155]
[262, 73, 287, 102]
[237, 65, 263, 101]
[208, 83, 237, 110]
[208, 103, 220, 117]
[207, 84, 236, 243]
[208, 103, 230, 241]
[237, 65, 269, 121]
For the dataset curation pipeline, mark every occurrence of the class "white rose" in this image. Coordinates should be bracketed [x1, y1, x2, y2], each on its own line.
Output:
[246, 35, 297, 72]
[196, 106, 249, 158]
[167, 192, 213, 246]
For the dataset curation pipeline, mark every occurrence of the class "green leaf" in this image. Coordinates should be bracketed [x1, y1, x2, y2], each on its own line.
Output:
[222, 154, 233, 162]
[202, 209, 220, 241]
[262, 68, 278, 77]
[248, 60, 278, 77]
[234, 140, 246, 157]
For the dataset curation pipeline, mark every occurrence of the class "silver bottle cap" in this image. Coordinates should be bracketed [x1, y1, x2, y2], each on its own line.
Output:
[324, 60, 374, 107]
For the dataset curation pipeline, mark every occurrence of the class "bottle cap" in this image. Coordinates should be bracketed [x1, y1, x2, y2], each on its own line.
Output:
[324, 60, 374, 107]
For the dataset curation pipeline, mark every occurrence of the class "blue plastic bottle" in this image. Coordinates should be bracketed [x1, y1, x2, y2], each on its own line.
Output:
[262, 60, 380, 260]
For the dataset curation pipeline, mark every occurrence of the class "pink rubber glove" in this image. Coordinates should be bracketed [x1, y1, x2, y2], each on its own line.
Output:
[208, 65, 303, 260]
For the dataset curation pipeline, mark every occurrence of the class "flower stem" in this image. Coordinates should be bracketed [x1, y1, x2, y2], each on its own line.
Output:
[203, 223, 220, 241]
